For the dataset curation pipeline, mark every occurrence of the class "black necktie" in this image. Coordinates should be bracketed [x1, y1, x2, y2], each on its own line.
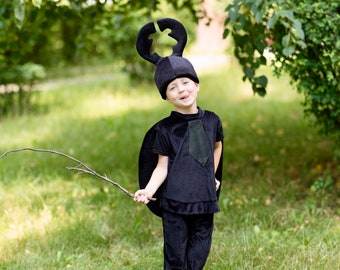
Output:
[188, 119, 211, 166]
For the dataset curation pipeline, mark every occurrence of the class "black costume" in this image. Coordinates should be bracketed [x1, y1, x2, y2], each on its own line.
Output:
[136, 18, 224, 270]
[139, 108, 223, 216]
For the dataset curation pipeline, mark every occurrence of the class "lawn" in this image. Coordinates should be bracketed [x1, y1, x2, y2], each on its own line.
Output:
[0, 62, 339, 269]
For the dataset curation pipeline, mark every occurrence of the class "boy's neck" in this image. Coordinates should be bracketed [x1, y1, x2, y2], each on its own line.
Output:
[174, 105, 199, 115]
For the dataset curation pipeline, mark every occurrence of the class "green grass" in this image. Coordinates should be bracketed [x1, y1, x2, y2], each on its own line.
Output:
[0, 62, 339, 269]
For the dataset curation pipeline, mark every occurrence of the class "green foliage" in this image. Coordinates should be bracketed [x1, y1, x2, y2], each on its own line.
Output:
[224, 0, 340, 153]
[1, 0, 51, 115]
[311, 176, 333, 195]
[0, 62, 46, 116]
[1, 0, 200, 66]
[0, 0, 200, 114]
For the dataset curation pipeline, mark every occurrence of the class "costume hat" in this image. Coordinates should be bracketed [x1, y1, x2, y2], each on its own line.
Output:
[136, 18, 199, 99]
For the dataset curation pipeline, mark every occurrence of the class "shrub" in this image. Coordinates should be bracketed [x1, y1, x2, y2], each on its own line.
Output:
[224, 0, 340, 155]
[0, 62, 46, 115]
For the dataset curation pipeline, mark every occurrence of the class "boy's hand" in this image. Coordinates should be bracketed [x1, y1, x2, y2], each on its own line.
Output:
[134, 189, 154, 204]
[215, 179, 220, 191]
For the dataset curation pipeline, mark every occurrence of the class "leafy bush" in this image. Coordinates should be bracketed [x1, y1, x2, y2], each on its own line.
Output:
[224, 0, 340, 155]
[0, 0, 200, 114]
[0, 63, 46, 115]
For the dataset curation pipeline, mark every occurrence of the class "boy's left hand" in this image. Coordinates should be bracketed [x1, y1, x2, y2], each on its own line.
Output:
[215, 179, 220, 191]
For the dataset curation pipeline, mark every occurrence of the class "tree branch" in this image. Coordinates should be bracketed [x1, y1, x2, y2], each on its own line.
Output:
[0, 147, 136, 199]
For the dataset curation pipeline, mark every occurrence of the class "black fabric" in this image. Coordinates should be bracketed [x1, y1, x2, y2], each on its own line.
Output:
[188, 119, 210, 166]
[162, 211, 214, 270]
[138, 124, 164, 217]
[154, 56, 199, 99]
[136, 18, 199, 99]
[136, 18, 187, 65]
[138, 107, 224, 217]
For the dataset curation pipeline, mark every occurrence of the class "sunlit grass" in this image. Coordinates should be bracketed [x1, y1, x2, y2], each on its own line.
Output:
[0, 63, 339, 269]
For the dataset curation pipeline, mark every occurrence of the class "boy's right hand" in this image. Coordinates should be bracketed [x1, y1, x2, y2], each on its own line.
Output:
[134, 189, 154, 204]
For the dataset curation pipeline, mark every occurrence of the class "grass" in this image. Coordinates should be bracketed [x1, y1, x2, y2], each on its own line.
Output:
[0, 62, 339, 269]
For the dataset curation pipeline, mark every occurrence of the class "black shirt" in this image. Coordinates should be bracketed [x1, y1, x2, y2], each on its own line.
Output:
[152, 107, 224, 214]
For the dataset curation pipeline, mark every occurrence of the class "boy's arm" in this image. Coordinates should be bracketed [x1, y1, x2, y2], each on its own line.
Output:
[214, 141, 223, 173]
[214, 141, 223, 191]
[134, 154, 168, 204]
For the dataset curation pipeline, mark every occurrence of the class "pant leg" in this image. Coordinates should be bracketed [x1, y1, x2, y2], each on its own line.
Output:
[186, 214, 214, 270]
[162, 211, 189, 270]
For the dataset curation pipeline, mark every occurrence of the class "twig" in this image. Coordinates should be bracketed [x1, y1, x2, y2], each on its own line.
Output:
[0, 147, 136, 198]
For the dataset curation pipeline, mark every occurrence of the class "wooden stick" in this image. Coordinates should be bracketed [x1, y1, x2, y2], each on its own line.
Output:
[0, 147, 139, 198]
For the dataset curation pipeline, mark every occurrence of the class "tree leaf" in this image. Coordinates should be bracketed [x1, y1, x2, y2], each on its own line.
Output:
[267, 14, 279, 29]
[243, 66, 254, 79]
[255, 75, 268, 87]
[290, 24, 305, 40]
[223, 28, 230, 39]
[255, 87, 266, 97]
[283, 45, 295, 56]
[252, 84, 267, 96]
[254, 10, 263, 23]
[32, 0, 42, 8]
[259, 56, 266, 65]
[282, 35, 290, 47]
[279, 10, 294, 21]
[229, 10, 239, 22]
[296, 40, 307, 49]
[14, 0, 25, 24]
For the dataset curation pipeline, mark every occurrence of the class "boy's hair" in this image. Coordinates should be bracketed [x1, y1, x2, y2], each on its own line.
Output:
[136, 18, 199, 99]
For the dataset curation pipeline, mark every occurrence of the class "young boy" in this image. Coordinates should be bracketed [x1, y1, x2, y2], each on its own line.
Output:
[134, 18, 224, 270]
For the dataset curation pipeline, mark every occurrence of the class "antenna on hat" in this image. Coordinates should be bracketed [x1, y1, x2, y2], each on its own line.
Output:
[136, 18, 187, 65]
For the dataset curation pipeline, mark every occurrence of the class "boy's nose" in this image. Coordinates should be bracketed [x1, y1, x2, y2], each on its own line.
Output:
[178, 85, 186, 92]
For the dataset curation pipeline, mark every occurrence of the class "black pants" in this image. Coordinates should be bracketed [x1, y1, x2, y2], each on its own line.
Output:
[162, 211, 214, 270]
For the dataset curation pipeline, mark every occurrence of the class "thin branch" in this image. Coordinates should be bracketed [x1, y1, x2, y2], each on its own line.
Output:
[0, 147, 135, 198]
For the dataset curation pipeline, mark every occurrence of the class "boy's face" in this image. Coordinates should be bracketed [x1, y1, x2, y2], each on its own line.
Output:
[166, 77, 199, 111]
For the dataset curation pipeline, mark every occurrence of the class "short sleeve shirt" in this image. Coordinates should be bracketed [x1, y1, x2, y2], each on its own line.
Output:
[152, 107, 224, 214]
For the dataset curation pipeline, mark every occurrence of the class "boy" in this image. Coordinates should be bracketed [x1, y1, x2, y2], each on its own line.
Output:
[134, 18, 223, 270]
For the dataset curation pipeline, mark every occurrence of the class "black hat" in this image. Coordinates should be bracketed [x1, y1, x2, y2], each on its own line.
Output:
[136, 18, 199, 99]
